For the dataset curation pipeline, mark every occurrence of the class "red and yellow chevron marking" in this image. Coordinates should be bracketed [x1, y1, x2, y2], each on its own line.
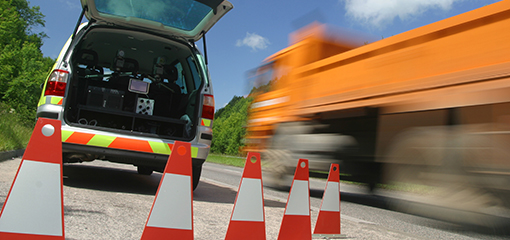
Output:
[38, 96, 63, 107]
[201, 118, 212, 127]
[61, 130, 199, 158]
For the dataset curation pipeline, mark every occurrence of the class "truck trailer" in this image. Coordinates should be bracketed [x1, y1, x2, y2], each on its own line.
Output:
[245, 1, 510, 226]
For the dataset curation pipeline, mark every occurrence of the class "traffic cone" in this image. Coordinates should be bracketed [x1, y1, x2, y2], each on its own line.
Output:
[225, 152, 266, 240]
[0, 118, 65, 239]
[278, 159, 311, 240]
[141, 141, 193, 239]
[313, 163, 346, 239]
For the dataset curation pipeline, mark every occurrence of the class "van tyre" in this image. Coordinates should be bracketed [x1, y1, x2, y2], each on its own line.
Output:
[137, 166, 153, 175]
[192, 164, 202, 190]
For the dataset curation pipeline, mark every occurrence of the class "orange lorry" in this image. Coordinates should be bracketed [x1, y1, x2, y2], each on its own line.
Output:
[246, 0, 510, 223]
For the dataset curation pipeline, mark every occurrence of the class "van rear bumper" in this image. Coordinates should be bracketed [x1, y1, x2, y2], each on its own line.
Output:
[63, 142, 206, 172]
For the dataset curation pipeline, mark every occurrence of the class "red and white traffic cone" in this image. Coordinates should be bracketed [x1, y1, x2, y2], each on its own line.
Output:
[313, 163, 345, 239]
[141, 141, 194, 239]
[278, 159, 311, 240]
[0, 118, 65, 239]
[225, 152, 266, 240]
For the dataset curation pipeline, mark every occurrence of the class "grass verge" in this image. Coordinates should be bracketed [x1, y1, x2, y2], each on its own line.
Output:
[0, 104, 33, 152]
[206, 153, 246, 167]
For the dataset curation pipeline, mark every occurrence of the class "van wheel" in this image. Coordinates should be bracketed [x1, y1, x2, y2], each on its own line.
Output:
[192, 164, 202, 190]
[137, 166, 153, 175]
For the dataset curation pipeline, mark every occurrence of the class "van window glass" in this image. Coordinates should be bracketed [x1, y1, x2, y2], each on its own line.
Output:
[187, 56, 202, 90]
[175, 62, 187, 94]
[94, 0, 212, 31]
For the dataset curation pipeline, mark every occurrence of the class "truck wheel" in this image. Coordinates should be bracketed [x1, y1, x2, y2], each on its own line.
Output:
[262, 149, 294, 190]
[383, 127, 448, 185]
[192, 164, 202, 190]
[383, 126, 507, 227]
[137, 166, 153, 175]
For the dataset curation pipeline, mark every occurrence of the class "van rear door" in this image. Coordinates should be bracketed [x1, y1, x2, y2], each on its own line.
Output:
[80, 0, 233, 42]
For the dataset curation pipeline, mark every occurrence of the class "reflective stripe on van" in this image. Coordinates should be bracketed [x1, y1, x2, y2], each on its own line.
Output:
[62, 130, 199, 158]
[38, 96, 63, 107]
[201, 118, 212, 127]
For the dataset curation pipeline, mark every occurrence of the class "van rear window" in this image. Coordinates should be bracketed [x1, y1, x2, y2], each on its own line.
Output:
[94, 0, 212, 31]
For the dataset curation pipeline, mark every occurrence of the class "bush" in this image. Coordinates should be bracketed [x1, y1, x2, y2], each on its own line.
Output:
[210, 96, 253, 155]
[0, 0, 54, 123]
[0, 102, 33, 151]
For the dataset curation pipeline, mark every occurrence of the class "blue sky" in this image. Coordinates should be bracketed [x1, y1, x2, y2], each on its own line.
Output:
[31, 0, 501, 109]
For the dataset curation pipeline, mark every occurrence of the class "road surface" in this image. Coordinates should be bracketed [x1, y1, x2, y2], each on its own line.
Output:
[1, 157, 508, 239]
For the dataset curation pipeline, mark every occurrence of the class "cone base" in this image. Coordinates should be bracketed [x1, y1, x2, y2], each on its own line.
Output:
[278, 215, 311, 240]
[314, 210, 340, 234]
[0, 231, 64, 240]
[225, 220, 265, 240]
[141, 226, 192, 239]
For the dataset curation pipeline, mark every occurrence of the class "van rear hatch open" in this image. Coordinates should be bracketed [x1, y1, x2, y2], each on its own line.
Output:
[64, 27, 206, 140]
[80, 0, 233, 42]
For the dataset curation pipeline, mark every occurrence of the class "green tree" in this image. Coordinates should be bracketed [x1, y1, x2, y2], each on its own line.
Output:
[211, 96, 253, 155]
[0, 0, 54, 124]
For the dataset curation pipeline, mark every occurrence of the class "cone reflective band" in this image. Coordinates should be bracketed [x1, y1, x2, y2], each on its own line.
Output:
[278, 159, 311, 240]
[313, 163, 346, 239]
[141, 141, 193, 240]
[0, 118, 65, 239]
[225, 152, 266, 240]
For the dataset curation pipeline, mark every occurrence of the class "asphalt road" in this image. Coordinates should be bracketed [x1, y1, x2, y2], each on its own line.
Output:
[1, 157, 509, 239]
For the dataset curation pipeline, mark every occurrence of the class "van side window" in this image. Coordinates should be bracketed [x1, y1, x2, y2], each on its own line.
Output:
[187, 56, 202, 90]
[174, 62, 187, 94]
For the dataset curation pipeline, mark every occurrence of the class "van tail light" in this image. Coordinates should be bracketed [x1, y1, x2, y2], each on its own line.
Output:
[44, 69, 69, 97]
[202, 94, 215, 120]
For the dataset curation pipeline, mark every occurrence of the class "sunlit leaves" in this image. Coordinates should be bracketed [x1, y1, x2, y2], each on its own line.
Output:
[0, 0, 54, 124]
[211, 96, 253, 155]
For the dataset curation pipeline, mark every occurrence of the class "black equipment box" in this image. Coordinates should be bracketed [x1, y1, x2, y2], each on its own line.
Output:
[86, 86, 125, 110]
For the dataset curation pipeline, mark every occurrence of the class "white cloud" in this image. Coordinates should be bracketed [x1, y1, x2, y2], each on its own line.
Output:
[343, 0, 463, 28]
[236, 32, 270, 51]
[61, 0, 81, 9]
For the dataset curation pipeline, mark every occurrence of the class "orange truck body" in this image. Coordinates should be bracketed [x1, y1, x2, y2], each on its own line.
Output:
[246, 0, 510, 191]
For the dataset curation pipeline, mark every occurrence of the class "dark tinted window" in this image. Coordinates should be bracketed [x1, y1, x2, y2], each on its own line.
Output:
[94, 0, 212, 31]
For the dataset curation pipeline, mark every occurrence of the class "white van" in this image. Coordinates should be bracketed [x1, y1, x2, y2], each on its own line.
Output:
[37, 0, 233, 190]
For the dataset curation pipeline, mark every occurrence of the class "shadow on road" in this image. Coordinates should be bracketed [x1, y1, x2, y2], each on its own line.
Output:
[63, 164, 161, 195]
[63, 163, 286, 208]
[194, 181, 287, 208]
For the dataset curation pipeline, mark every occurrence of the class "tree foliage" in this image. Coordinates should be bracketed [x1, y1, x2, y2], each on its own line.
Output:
[0, 0, 54, 124]
[211, 96, 253, 155]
